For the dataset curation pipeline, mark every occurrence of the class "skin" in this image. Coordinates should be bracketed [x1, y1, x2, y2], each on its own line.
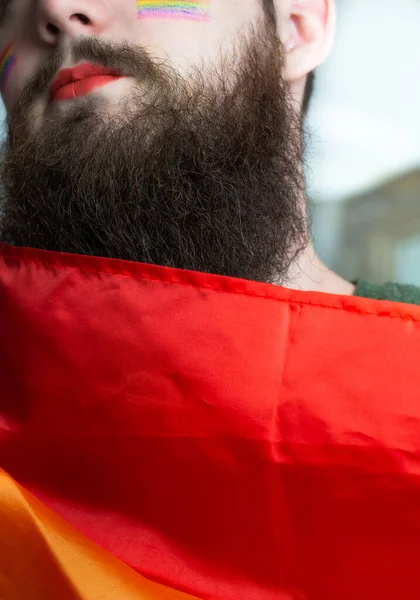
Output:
[0, 0, 355, 295]
[0, 44, 16, 92]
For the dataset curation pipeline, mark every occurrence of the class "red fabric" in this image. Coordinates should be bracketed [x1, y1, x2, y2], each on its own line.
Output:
[1, 242, 420, 600]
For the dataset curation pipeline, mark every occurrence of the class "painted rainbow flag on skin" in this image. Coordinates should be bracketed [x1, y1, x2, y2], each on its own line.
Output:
[0, 43, 16, 92]
[137, 0, 210, 21]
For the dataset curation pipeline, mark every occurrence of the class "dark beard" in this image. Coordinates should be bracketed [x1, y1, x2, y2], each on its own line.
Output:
[0, 21, 308, 285]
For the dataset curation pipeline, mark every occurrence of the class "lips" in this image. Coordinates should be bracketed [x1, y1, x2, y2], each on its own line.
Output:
[49, 63, 123, 102]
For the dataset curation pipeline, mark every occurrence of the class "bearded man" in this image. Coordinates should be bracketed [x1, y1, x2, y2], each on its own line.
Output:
[1, 1, 420, 599]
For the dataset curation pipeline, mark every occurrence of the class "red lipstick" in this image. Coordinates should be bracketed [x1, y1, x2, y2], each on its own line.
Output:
[49, 62, 123, 103]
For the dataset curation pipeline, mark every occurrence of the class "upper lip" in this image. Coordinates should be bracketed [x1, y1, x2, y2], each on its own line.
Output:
[49, 62, 122, 99]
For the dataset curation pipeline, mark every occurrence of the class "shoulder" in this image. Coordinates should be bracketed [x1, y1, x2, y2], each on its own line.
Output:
[354, 279, 420, 306]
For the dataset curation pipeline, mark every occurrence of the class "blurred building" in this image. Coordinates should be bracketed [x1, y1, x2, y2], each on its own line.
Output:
[313, 169, 420, 286]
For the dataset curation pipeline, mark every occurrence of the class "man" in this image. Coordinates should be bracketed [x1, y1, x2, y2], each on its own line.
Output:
[0, 0, 354, 294]
[0, 0, 418, 302]
[1, 1, 420, 599]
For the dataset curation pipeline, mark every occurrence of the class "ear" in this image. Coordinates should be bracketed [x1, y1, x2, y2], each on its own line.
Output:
[276, 0, 336, 82]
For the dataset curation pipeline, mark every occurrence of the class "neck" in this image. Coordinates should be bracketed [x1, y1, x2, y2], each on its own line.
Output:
[283, 241, 356, 296]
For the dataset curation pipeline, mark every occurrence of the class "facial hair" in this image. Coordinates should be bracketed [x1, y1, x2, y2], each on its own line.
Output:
[0, 19, 309, 285]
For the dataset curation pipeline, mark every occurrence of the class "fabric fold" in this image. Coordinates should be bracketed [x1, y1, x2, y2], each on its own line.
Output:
[0, 468, 196, 600]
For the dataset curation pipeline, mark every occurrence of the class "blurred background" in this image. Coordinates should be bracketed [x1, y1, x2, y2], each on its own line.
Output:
[1, 0, 420, 285]
[307, 0, 420, 286]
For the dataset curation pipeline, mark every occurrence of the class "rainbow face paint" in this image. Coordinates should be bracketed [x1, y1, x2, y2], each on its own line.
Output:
[137, 1, 210, 21]
[0, 44, 16, 92]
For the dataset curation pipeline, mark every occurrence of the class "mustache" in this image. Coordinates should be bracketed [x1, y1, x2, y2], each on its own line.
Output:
[12, 37, 166, 115]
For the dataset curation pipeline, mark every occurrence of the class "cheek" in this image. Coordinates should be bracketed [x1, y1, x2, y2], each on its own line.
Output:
[0, 46, 37, 113]
[0, 44, 17, 103]
[136, 0, 210, 22]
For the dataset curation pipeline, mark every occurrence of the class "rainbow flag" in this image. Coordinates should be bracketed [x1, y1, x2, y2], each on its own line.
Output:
[0, 468, 198, 599]
[0, 44, 16, 92]
[3, 242, 420, 599]
[136, 1, 210, 21]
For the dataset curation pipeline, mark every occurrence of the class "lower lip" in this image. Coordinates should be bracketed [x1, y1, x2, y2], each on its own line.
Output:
[51, 75, 123, 102]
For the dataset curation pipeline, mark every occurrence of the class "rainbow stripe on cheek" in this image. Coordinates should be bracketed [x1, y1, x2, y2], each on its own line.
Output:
[0, 44, 16, 93]
[136, 1, 210, 21]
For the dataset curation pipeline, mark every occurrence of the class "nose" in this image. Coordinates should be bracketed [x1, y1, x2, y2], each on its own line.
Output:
[36, 0, 110, 45]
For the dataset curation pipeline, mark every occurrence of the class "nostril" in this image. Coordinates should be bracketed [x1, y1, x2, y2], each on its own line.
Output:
[72, 13, 90, 25]
[46, 23, 59, 35]
[44, 14, 90, 39]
